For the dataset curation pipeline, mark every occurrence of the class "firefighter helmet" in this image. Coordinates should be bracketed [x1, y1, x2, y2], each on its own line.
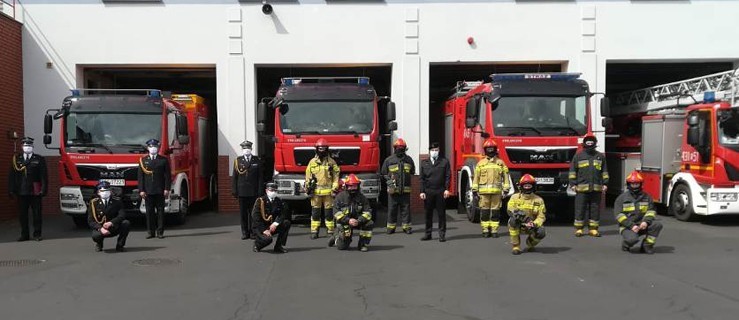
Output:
[315, 138, 329, 148]
[625, 171, 644, 184]
[583, 133, 597, 144]
[483, 138, 497, 149]
[393, 138, 407, 149]
[345, 174, 361, 192]
[519, 174, 537, 186]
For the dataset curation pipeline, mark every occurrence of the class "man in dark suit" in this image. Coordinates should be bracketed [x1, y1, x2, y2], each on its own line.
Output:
[232, 140, 263, 240]
[8, 137, 48, 241]
[137, 138, 171, 239]
[88, 181, 130, 252]
[419, 142, 451, 242]
[252, 182, 291, 253]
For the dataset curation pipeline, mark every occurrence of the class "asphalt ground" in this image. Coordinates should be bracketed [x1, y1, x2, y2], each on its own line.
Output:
[2, 207, 739, 320]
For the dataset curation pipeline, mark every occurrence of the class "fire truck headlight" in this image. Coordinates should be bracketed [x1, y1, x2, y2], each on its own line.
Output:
[60, 193, 77, 200]
[710, 193, 737, 202]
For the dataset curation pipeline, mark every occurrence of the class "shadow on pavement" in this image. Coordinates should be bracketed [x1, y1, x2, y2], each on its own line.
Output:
[164, 231, 232, 238]
[445, 233, 484, 241]
[531, 246, 572, 254]
[280, 246, 324, 253]
[654, 246, 676, 254]
[367, 245, 404, 251]
[103, 246, 165, 253]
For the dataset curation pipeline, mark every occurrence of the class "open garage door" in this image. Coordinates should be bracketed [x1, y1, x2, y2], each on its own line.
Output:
[428, 63, 563, 156]
[82, 66, 218, 210]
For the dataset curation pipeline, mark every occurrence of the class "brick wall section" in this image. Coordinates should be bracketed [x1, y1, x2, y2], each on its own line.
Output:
[0, 14, 24, 220]
[217, 155, 238, 213]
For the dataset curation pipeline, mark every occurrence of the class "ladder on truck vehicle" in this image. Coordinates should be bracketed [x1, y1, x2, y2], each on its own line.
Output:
[449, 81, 484, 99]
[610, 67, 739, 116]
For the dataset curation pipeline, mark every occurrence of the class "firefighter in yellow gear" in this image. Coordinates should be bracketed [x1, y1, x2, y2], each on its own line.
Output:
[507, 174, 546, 255]
[472, 138, 510, 238]
[305, 138, 340, 239]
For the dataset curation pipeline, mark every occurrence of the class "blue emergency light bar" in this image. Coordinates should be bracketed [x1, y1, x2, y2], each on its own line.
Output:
[70, 88, 162, 98]
[703, 91, 716, 103]
[491, 73, 582, 82]
[281, 77, 371, 86]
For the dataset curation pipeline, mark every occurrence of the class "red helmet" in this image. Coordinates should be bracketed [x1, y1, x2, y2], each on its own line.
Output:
[519, 174, 537, 186]
[483, 138, 497, 149]
[345, 174, 361, 192]
[315, 138, 329, 148]
[393, 138, 407, 149]
[625, 171, 644, 184]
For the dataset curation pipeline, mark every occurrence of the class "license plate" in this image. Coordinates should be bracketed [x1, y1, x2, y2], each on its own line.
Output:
[100, 179, 125, 186]
[535, 177, 555, 185]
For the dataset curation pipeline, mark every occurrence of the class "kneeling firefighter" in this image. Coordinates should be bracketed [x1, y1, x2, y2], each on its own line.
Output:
[506, 174, 547, 255]
[328, 174, 373, 252]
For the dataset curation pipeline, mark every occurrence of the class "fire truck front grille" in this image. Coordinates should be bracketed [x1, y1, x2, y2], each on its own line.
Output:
[294, 148, 361, 166]
[505, 147, 577, 164]
[76, 165, 138, 181]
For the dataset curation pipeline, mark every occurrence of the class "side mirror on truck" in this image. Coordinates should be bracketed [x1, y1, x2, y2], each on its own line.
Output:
[44, 114, 53, 134]
[43, 135, 52, 145]
[177, 135, 190, 145]
[256, 101, 267, 133]
[386, 101, 396, 122]
[687, 126, 700, 146]
[600, 97, 610, 117]
[176, 115, 190, 145]
[387, 121, 398, 132]
[465, 97, 480, 129]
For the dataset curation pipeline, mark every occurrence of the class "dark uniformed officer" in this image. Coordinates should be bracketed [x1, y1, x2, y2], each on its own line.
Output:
[569, 133, 609, 237]
[88, 181, 130, 252]
[614, 171, 663, 254]
[252, 182, 291, 253]
[8, 137, 48, 241]
[419, 142, 451, 242]
[329, 174, 374, 252]
[137, 138, 171, 239]
[381, 138, 416, 234]
[232, 140, 263, 240]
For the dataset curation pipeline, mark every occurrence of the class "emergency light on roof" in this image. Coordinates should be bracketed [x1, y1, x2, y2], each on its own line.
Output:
[704, 91, 716, 103]
[281, 77, 371, 86]
[491, 73, 582, 82]
[69, 88, 162, 98]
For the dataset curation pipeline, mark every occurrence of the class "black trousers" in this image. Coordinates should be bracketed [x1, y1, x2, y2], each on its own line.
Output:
[92, 220, 131, 248]
[622, 221, 663, 247]
[575, 191, 601, 227]
[18, 195, 42, 238]
[424, 190, 446, 237]
[388, 193, 411, 229]
[239, 196, 257, 237]
[254, 220, 292, 251]
[145, 194, 166, 235]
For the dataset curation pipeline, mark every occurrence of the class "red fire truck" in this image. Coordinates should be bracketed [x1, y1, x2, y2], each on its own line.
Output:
[603, 68, 739, 221]
[444, 73, 595, 222]
[43, 90, 216, 226]
[256, 77, 396, 211]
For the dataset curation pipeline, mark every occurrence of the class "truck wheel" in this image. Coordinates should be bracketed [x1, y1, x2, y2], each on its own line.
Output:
[670, 184, 696, 221]
[460, 185, 480, 223]
[173, 186, 189, 225]
[72, 216, 88, 229]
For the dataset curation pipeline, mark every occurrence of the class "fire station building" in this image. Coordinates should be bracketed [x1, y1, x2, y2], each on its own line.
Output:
[3, 0, 739, 216]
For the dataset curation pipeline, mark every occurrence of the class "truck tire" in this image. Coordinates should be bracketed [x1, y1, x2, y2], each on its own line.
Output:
[72, 216, 88, 229]
[459, 181, 480, 223]
[670, 184, 696, 222]
[172, 186, 189, 225]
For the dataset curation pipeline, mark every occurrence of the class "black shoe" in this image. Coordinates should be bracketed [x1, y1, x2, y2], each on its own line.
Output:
[439, 237, 446, 243]
[310, 233, 319, 240]
[403, 229, 413, 235]
[95, 244, 103, 252]
[146, 234, 155, 239]
[157, 234, 165, 239]
[420, 235, 432, 241]
[34, 236, 43, 241]
[641, 244, 655, 255]
[115, 246, 126, 252]
[328, 236, 336, 247]
[274, 246, 288, 254]
[253, 245, 260, 252]
[482, 233, 490, 238]
[17, 236, 30, 242]
[491, 233, 499, 239]
[387, 229, 395, 234]
[241, 234, 249, 240]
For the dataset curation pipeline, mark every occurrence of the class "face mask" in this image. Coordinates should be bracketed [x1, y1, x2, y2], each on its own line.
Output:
[430, 150, 439, 159]
[242, 148, 252, 157]
[485, 149, 497, 158]
[395, 148, 406, 157]
[628, 183, 642, 194]
[521, 185, 534, 194]
[99, 190, 111, 200]
[584, 141, 596, 150]
[148, 147, 159, 155]
[266, 190, 277, 200]
[22, 146, 33, 154]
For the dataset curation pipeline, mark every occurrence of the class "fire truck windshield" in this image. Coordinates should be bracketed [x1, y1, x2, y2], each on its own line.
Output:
[279, 101, 374, 134]
[492, 96, 588, 136]
[718, 109, 739, 148]
[64, 112, 162, 149]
